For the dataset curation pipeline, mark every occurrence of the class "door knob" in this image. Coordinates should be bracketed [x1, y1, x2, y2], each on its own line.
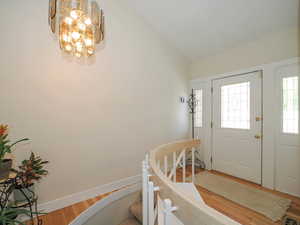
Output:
[254, 135, 261, 139]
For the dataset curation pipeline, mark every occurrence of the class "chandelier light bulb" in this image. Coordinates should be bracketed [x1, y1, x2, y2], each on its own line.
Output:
[84, 18, 92, 25]
[76, 42, 83, 48]
[78, 22, 86, 31]
[70, 10, 78, 19]
[71, 31, 80, 40]
[85, 39, 92, 46]
[62, 34, 70, 42]
[76, 42, 83, 52]
[65, 45, 72, 51]
[64, 17, 73, 25]
[87, 48, 94, 55]
[75, 52, 81, 58]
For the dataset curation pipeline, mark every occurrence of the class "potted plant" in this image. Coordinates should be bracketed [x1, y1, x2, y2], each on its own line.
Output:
[13, 152, 49, 203]
[0, 206, 33, 225]
[0, 125, 29, 180]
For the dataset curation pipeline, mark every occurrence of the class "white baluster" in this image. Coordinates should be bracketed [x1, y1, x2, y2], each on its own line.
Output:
[142, 157, 149, 225]
[173, 152, 176, 182]
[145, 153, 149, 166]
[192, 147, 195, 183]
[163, 199, 178, 225]
[182, 149, 186, 182]
[168, 151, 185, 180]
[149, 181, 160, 225]
[164, 155, 168, 176]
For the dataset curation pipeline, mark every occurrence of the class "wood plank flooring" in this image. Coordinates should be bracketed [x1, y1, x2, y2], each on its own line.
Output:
[28, 192, 112, 225]
[32, 167, 300, 225]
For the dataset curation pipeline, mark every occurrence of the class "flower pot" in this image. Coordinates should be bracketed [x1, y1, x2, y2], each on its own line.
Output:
[13, 184, 35, 204]
[0, 159, 12, 180]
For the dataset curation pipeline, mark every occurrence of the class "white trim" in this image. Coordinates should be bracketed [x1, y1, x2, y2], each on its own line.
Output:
[69, 183, 142, 225]
[190, 57, 300, 83]
[38, 175, 141, 213]
[190, 66, 263, 83]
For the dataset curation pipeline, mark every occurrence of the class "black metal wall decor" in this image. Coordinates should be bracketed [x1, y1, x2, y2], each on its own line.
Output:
[186, 90, 206, 169]
[187, 89, 198, 139]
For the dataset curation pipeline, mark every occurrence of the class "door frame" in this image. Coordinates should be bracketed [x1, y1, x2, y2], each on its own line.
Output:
[211, 71, 263, 184]
[274, 63, 300, 196]
[190, 81, 209, 165]
[189, 57, 300, 190]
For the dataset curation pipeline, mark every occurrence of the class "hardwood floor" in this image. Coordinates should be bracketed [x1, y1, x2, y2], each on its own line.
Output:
[32, 167, 300, 225]
[29, 192, 112, 225]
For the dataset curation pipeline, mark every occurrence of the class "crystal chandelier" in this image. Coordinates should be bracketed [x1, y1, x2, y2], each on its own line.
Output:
[49, 0, 105, 57]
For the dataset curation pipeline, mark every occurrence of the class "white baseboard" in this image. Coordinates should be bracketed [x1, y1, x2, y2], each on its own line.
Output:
[38, 175, 141, 213]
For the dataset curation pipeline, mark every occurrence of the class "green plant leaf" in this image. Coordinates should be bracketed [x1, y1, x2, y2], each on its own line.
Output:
[9, 138, 29, 148]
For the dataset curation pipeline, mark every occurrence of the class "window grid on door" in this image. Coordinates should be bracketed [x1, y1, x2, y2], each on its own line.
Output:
[282, 76, 298, 134]
[194, 89, 203, 128]
[221, 82, 250, 129]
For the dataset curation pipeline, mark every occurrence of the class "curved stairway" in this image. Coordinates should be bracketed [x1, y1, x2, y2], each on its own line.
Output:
[119, 199, 142, 225]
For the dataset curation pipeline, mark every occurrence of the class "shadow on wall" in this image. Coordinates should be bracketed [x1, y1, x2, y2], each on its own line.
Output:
[298, 2, 300, 149]
[298, 2, 300, 55]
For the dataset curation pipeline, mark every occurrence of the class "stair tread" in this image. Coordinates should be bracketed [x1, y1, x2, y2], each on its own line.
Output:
[130, 201, 142, 223]
[118, 218, 141, 225]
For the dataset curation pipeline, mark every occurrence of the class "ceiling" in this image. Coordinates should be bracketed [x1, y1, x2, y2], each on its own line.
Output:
[123, 0, 299, 61]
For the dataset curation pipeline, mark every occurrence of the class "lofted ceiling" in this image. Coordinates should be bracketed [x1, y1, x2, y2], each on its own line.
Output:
[123, 0, 299, 61]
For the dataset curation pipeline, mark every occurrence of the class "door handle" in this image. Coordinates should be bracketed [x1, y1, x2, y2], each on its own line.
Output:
[255, 117, 262, 122]
[254, 135, 261, 139]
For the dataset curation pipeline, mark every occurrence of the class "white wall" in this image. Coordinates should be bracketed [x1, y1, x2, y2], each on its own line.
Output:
[190, 27, 299, 79]
[0, 0, 189, 204]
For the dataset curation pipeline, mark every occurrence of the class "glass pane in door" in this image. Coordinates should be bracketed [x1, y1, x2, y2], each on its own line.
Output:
[221, 82, 250, 129]
[194, 89, 203, 128]
[282, 76, 298, 134]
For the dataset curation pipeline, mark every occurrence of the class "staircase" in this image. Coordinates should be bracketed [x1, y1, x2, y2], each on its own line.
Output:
[119, 197, 142, 225]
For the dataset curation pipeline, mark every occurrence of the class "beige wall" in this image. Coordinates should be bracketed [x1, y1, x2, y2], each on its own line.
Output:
[190, 27, 300, 79]
[0, 0, 189, 203]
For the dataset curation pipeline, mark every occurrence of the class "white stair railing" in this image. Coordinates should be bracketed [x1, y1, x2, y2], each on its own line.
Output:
[144, 139, 241, 225]
[143, 145, 195, 225]
[165, 148, 196, 183]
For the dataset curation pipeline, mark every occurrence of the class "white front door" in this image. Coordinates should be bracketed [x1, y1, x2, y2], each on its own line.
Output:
[212, 71, 262, 184]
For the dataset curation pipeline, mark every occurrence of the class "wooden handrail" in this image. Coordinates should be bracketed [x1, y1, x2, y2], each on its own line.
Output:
[148, 139, 241, 225]
[153, 139, 200, 160]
